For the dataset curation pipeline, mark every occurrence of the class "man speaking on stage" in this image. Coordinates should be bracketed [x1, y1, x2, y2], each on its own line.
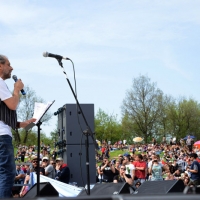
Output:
[0, 54, 35, 198]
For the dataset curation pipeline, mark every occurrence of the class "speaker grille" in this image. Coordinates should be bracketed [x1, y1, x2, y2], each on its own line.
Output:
[136, 180, 185, 194]
[79, 183, 130, 196]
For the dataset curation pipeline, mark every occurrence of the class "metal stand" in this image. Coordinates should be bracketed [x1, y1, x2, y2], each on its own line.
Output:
[24, 101, 54, 197]
[56, 58, 97, 195]
[36, 121, 42, 197]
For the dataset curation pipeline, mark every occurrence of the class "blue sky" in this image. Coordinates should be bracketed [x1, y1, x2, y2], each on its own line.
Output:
[1, 0, 200, 136]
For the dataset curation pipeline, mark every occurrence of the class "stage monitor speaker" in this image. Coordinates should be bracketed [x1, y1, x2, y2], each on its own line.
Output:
[79, 183, 130, 196]
[136, 180, 185, 194]
[23, 182, 59, 198]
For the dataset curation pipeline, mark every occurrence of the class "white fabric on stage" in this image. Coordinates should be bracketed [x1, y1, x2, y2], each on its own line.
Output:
[30, 172, 83, 197]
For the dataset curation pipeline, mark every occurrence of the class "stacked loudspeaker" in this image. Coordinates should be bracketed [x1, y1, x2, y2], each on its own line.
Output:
[136, 179, 185, 194]
[57, 104, 96, 187]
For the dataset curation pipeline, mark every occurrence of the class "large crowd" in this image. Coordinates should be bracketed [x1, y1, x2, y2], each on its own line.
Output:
[12, 141, 70, 197]
[96, 135, 200, 193]
[12, 135, 200, 197]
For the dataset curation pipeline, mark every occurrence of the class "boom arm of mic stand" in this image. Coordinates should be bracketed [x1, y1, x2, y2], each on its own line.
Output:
[56, 58, 97, 195]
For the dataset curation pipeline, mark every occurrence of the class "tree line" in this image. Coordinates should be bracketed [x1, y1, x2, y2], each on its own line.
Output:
[95, 75, 200, 144]
[14, 75, 200, 147]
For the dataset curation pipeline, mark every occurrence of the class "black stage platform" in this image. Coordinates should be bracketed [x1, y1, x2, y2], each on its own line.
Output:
[11, 194, 200, 200]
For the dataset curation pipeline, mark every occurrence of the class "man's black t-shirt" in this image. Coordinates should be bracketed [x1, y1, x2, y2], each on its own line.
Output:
[101, 164, 114, 182]
[33, 167, 45, 175]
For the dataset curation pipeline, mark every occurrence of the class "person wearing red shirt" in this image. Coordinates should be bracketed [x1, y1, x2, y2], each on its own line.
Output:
[101, 146, 106, 158]
[133, 154, 147, 184]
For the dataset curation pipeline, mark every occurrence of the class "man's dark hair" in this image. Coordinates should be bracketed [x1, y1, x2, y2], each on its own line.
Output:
[190, 153, 197, 159]
[137, 154, 143, 160]
[0, 55, 7, 64]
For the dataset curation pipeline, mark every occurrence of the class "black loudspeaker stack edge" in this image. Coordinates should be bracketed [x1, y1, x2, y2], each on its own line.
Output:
[13, 194, 200, 200]
[18, 181, 200, 200]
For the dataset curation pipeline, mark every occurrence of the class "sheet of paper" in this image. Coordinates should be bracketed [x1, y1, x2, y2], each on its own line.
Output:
[24, 100, 55, 131]
[33, 102, 53, 124]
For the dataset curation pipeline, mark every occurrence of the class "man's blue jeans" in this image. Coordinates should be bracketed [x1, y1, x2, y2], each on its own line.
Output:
[0, 135, 16, 198]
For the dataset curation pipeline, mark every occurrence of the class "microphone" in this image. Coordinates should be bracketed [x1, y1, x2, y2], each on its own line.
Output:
[12, 75, 26, 95]
[43, 52, 69, 60]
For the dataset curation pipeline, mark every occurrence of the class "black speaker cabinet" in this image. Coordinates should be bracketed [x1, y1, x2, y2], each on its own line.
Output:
[57, 104, 96, 187]
[65, 144, 96, 187]
[136, 180, 185, 194]
[23, 182, 58, 198]
[58, 104, 95, 144]
[79, 183, 130, 196]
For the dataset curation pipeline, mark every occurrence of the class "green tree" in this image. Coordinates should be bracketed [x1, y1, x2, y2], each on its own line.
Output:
[167, 97, 200, 140]
[95, 108, 122, 144]
[121, 75, 164, 143]
[50, 126, 59, 146]
[16, 86, 52, 144]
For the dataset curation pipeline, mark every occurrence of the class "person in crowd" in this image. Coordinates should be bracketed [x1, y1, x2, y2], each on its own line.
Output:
[0, 54, 35, 198]
[148, 153, 157, 173]
[50, 160, 56, 173]
[123, 155, 135, 181]
[47, 144, 51, 155]
[187, 153, 200, 186]
[165, 172, 175, 180]
[97, 163, 104, 183]
[133, 154, 147, 184]
[152, 137, 156, 146]
[113, 165, 133, 186]
[169, 138, 173, 145]
[180, 138, 185, 147]
[105, 146, 110, 158]
[149, 159, 163, 181]
[20, 147, 26, 162]
[55, 157, 70, 184]
[183, 174, 190, 186]
[12, 164, 26, 196]
[173, 169, 182, 179]
[167, 160, 178, 174]
[113, 159, 121, 176]
[19, 163, 31, 197]
[118, 154, 124, 164]
[31, 155, 45, 175]
[135, 181, 141, 189]
[101, 145, 106, 159]
[42, 157, 55, 179]
[186, 135, 194, 152]
[100, 157, 115, 182]
[162, 135, 166, 145]
[51, 149, 57, 161]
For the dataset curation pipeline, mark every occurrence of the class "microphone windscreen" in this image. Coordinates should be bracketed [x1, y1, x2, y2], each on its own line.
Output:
[12, 75, 17, 81]
[43, 52, 49, 57]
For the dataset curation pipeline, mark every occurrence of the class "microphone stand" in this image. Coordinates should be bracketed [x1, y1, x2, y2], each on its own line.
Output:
[56, 58, 97, 195]
[36, 121, 42, 197]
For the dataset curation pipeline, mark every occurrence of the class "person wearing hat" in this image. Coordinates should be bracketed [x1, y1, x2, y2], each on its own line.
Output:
[55, 157, 70, 184]
[42, 157, 55, 179]
[31, 155, 45, 175]
[187, 153, 200, 186]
